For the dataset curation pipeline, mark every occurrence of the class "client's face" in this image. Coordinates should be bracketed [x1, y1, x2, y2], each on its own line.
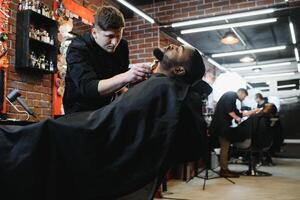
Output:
[163, 44, 194, 66]
[154, 44, 204, 83]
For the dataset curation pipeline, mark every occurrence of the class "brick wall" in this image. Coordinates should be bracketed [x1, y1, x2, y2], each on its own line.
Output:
[7, 0, 53, 121]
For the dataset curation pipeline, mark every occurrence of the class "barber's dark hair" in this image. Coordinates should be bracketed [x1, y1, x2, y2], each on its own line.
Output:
[238, 88, 248, 96]
[185, 50, 206, 84]
[94, 6, 125, 30]
[255, 93, 263, 100]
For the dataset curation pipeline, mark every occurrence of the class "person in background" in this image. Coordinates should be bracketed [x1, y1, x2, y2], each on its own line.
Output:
[210, 89, 258, 178]
[63, 6, 151, 114]
[255, 93, 268, 108]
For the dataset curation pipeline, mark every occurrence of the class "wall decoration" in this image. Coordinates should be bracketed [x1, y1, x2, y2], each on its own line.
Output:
[0, 0, 10, 114]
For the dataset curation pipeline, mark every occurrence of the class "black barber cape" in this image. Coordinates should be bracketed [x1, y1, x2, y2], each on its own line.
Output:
[234, 112, 274, 148]
[0, 74, 211, 200]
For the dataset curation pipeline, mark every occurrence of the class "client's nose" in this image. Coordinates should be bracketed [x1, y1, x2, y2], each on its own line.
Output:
[165, 44, 178, 51]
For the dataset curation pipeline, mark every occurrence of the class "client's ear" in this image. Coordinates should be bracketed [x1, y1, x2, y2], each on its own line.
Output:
[172, 66, 186, 76]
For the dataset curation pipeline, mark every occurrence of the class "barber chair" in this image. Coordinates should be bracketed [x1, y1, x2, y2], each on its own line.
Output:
[236, 141, 273, 176]
[235, 115, 278, 176]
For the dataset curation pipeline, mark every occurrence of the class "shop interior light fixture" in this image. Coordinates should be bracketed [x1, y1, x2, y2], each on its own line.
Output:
[289, 21, 297, 44]
[212, 45, 286, 58]
[244, 72, 295, 79]
[221, 31, 239, 45]
[278, 84, 297, 89]
[117, 0, 155, 24]
[252, 68, 262, 72]
[207, 58, 228, 71]
[255, 86, 269, 90]
[247, 83, 253, 89]
[171, 8, 275, 28]
[240, 56, 255, 63]
[176, 37, 204, 55]
[230, 62, 292, 71]
[181, 18, 277, 34]
[294, 48, 299, 62]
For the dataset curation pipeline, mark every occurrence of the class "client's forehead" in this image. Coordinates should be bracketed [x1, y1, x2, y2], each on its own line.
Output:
[182, 45, 195, 57]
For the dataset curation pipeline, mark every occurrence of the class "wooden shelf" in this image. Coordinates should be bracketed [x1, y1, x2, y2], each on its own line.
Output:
[15, 10, 58, 74]
[29, 38, 56, 49]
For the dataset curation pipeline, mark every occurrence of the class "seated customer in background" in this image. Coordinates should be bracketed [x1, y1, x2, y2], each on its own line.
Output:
[0, 44, 211, 200]
[255, 93, 268, 108]
[235, 103, 278, 150]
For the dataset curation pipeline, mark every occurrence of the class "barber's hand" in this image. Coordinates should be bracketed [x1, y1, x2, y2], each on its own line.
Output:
[235, 117, 241, 124]
[254, 108, 263, 113]
[125, 63, 152, 83]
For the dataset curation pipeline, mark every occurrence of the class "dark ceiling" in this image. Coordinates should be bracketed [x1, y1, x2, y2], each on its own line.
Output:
[161, 6, 300, 78]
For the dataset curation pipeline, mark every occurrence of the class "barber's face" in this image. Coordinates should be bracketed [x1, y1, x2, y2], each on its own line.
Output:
[238, 92, 247, 102]
[92, 27, 123, 53]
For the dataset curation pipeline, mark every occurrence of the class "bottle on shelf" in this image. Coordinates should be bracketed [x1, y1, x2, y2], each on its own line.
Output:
[0, 32, 8, 42]
[49, 60, 54, 71]
[49, 36, 54, 45]
[18, 0, 23, 11]
[45, 60, 50, 70]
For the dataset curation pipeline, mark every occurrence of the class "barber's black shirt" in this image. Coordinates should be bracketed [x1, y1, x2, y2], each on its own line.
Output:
[63, 33, 129, 114]
[210, 91, 242, 138]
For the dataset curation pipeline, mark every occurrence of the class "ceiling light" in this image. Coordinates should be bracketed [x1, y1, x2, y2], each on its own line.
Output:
[244, 72, 295, 79]
[294, 48, 299, 62]
[289, 21, 297, 44]
[278, 84, 297, 89]
[171, 8, 275, 28]
[252, 68, 262, 72]
[181, 18, 277, 34]
[221, 31, 239, 45]
[298, 63, 300, 73]
[212, 45, 286, 58]
[247, 83, 253, 89]
[266, 81, 271, 85]
[240, 56, 255, 63]
[117, 0, 155, 24]
[255, 86, 269, 90]
[176, 37, 204, 55]
[207, 58, 228, 71]
[230, 62, 292, 71]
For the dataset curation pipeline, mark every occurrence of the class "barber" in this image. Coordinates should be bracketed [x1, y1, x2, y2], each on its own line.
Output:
[210, 88, 257, 178]
[63, 6, 151, 114]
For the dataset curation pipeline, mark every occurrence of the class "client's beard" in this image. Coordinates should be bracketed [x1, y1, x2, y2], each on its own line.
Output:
[153, 48, 164, 61]
[152, 48, 173, 70]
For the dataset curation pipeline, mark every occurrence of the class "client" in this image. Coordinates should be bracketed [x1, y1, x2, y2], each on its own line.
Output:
[235, 103, 278, 150]
[0, 45, 211, 200]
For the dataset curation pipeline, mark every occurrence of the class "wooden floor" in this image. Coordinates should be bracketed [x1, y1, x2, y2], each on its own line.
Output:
[158, 158, 300, 200]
